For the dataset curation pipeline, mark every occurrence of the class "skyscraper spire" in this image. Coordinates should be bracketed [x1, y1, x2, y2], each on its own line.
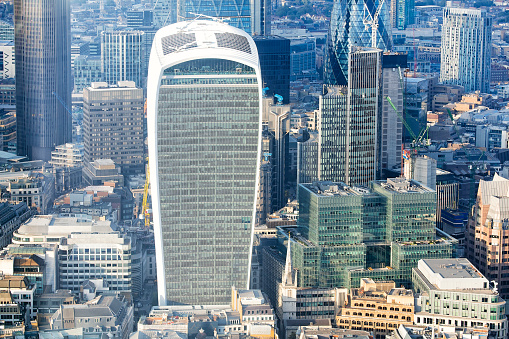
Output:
[283, 236, 295, 286]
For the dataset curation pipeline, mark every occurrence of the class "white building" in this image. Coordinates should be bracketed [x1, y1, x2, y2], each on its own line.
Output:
[49, 143, 84, 168]
[0, 41, 14, 79]
[12, 215, 131, 293]
[413, 258, 507, 338]
[440, 7, 492, 93]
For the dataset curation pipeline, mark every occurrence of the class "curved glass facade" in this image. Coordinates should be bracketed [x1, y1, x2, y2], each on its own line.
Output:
[14, 0, 72, 161]
[324, 0, 391, 85]
[156, 59, 260, 305]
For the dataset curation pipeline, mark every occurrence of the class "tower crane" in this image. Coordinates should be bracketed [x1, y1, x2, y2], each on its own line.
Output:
[142, 98, 150, 228]
[142, 161, 150, 228]
[52, 92, 73, 116]
[363, 0, 386, 48]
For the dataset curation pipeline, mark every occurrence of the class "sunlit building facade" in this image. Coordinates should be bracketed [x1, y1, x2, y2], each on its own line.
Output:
[147, 21, 262, 305]
[440, 7, 491, 93]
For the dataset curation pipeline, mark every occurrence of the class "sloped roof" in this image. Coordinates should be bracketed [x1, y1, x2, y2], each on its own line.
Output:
[479, 173, 509, 205]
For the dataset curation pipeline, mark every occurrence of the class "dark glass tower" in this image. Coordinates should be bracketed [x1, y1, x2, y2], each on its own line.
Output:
[324, 0, 391, 86]
[15, 0, 71, 161]
[253, 36, 290, 104]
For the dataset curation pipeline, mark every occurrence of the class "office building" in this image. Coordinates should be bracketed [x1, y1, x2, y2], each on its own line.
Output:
[82, 159, 124, 187]
[83, 82, 144, 174]
[290, 38, 318, 81]
[297, 131, 318, 189]
[15, 0, 72, 161]
[0, 21, 13, 40]
[13, 215, 132, 294]
[50, 143, 84, 168]
[73, 55, 102, 94]
[380, 53, 406, 173]
[390, 0, 414, 29]
[147, 21, 261, 305]
[466, 174, 509, 299]
[101, 31, 144, 87]
[413, 259, 507, 338]
[152, 0, 177, 28]
[0, 109, 16, 152]
[253, 36, 290, 104]
[262, 98, 291, 212]
[177, 0, 269, 35]
[0, 79, 15, 106]
[0, 202, 31, 250]
[127, 9, 153, 27]
[0, 41, 14, 79]
[278, 240, 347, 332]
[319, 47, 382, 186]
[405, 77, 429, 140]
[324, 0, 391, 85]
[336, 279, 414, 337]
[275, 179, 453, 292]
[440, 7, 491, 93]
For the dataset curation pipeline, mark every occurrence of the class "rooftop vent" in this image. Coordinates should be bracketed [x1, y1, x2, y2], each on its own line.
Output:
[161, 33, 197, 55]
[215, 33, 251, 54]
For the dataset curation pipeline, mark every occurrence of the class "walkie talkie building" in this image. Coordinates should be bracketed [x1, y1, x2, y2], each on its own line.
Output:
[147, 20, 262, 305]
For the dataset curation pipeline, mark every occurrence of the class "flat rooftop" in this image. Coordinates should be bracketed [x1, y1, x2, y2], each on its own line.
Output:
[375, 177, 435, 194]
[16, 215, 113, 236]
[424, 258, 483, 279]
[301, 181, 372, 197]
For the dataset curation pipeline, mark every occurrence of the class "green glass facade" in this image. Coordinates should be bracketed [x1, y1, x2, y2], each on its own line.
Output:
[156, 58, 259, 305]
[284, 180, 454, 290]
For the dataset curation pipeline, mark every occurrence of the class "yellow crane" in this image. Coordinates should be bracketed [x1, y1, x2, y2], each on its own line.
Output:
[142, 162, 150, 228]
[142, 98, 150, 228]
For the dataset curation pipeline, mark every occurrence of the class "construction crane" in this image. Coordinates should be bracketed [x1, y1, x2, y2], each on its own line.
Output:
[142, 98, 150, 228]
[52, 92, 72, 116]
[262, 87, 269, 97]
[446, 108, 461, 138]
[363, 0, 385, 48]
[142, 161, 150, 228]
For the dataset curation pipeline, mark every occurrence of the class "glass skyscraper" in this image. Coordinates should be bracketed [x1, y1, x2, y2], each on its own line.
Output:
[147, 20, 262, 305]
[15, 0, 72, 161]
[320, 47, 382, 186]
[101, 31, 144, 87]
[324, 0, 391, 85]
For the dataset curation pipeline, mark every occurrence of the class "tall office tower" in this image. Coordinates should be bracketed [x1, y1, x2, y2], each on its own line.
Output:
[83, 81, 144, 175]
[153, 0, 177, 28]
[101, 31, 144, 87]
[319, 47, 382, 186]
[178, 0, 269, 35]
[261, 97, 290, 212]
[14, 0, 71, 161]
[253, 36, 290, 104]
[440, 7, 491, 93]
[466, 174, 509, 299]
[390, 0, 414, 29]
[324, 0, 391, 85]
[380, 53, 406, 173]
[127, 9, 153, 27]
[147, 20, 262, 305]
